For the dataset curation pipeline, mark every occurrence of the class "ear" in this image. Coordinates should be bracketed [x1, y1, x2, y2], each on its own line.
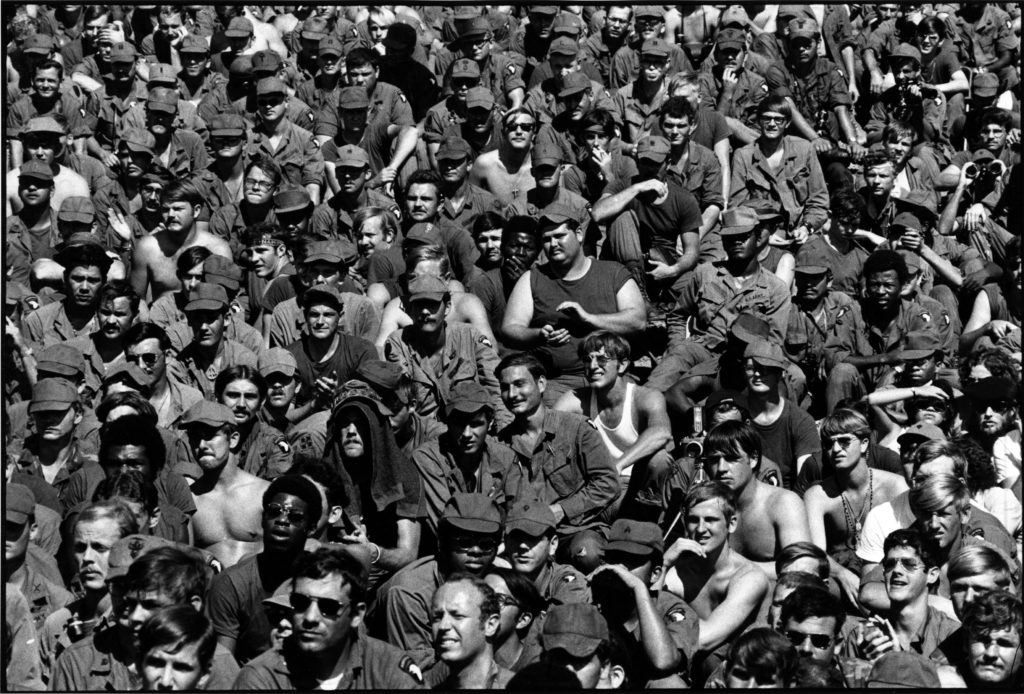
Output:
[515, 611, 534, 632]
[536, 374, 547, 395]
[649, 562, 664, 585]
[726, 512, 739, 534]
[327, 506, 344, 525]
[349, 601, 367, 629]
[958, 504, 971, 527]
[228, 429, 241, 449]
[72, 408, 84, 427]
[149, 506, 161, 530]
[483, 611, 501, 639]
[196, 672, 211, 690]
[188, 593, 203, 612]
[191, 203, 202, 218]
[608, 664, 626, 689]
[548, 534, 559, 559]
[925, 565, 940, 587]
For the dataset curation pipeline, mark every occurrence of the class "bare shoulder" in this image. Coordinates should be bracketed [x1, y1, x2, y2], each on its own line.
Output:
[236, 472, 270, 497]
[875, 468, 910, 495]
[195, 231, 232, 257]
[633, 384, 667, 411]
[762, 484, 805, 512]
[729, 554, 770, 593]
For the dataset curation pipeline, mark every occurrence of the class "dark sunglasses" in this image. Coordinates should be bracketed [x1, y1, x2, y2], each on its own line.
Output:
[882, 556, 924, 573]
[495, 594, 520, 609]
[126, 353, 161, 367]
[507, 121, 536, 132]
[264, 503, 307, 525]
[289, 592, 348, 619]
[786, 630, 833, 650]
[451, 535, 498, 552]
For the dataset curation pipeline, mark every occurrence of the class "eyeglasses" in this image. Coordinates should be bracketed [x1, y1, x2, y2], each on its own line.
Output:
[289, 592, 349, 619]
[760, 115, 787, 124]
[495, 594, 520, 609]
[785, 630, 833, 650]
[507, 121, 536, 132]
[264, 503, 307, 525]
[126, 353, 161, 367]
[244, 178, 274, 190]
[882, 556, 925, 573]
[825, 435, 859, 449]
[912, 398, 945, 411]
[986, 401, 1015, 413]
[585, 354, 612, 367]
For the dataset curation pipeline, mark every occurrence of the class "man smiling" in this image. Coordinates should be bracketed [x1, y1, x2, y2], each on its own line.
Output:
[430, 575, 514, 689]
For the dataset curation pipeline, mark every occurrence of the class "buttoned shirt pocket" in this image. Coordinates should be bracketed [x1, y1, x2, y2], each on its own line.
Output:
[544, 458, 582, 499]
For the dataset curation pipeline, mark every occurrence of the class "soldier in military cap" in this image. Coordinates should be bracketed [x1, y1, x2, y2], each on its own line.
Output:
[283, 283, 376, 410]
[612, 38, 677, 143]
[824, 250, 946, 412]
[867, 43, 949, 148]
[89, 42, 150, 161]
[6, 115, 92, 216]
[266, 238, 382, 347]
[234, 545, 423, 689]
[10, 378, 91, 510]
[143, 86, 208, 180]
[181, 400, 270, 569]
[661, 480, 770, 685]
[608, 7, 692, 90]
[169, 282, 257, 400]
[3, 483, 73, 634]
[244, 50, 317, 129]
[249, 76, 324, 204]
[539, 602, 621, 688]
[385, 273, 505, 426]
[698, 27, 768, 135]
[413, 381, 516, 540]
[785, 248, 856, 412]
[590, 518, 697, 687]
[256, 347, 304, 433]
[435, 137, 503, 232]
[310, 143, 400, 241]
[424, 58, 484, 156]
[441, 16, 525, 114]
[7, 59, 92, 169]
[6, 159, 59, 271]
[176, 33, 226, 104]
[645, 206, 791, 394]
[369, 492, 503, 666]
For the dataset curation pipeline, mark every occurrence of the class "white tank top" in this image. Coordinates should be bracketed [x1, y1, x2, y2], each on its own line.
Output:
[589, 382, 640, 462]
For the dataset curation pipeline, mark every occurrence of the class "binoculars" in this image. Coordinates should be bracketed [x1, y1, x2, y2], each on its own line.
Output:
[963, 161, 1004, 180]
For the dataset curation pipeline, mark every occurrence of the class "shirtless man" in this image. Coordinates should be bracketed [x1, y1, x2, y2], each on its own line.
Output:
[468, 107, 538, 206]
[662, 480, 769, 681]
[181, 401, 269, 569]
[803, 409, 908, 605]
[554, 330, 673, 522]
[699, 419, 811, 578]
[130, 178, 232, 302]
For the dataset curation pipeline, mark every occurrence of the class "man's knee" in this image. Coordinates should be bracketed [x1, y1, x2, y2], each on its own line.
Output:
[606, 210, 643, 263]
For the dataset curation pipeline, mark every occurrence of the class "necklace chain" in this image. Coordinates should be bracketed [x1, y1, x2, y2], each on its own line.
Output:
[841, 468, 873, 550]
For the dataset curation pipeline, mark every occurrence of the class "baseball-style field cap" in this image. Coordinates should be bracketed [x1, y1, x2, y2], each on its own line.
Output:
[225, 17, 254, 38]
[210, 114, 245, 137]
[36, 344, 87, 377]
[459, 17, 491, 42]
[548, 36, 578, 57]
[19, 159, 54, 183]
[897, 422, 947, 447]
[405, 275, 450, 302]
[22, 116, 65, 136]
[451, 58, 481, 79]
[441, 493, 503, 535]
[445, 381, 492, 416]
[6, 484, 36, 524]
[258, 347, 298, 379]
[146, 87, 179, 113]
[318, 35, 344, 58]
[335, 144, 370, 168]
[716, 28, 746, 50]
[339, 85, 370, 110]
[888, 43, 922, 66]
[606, 519, 664, 556]
[184, 283, 228, 312]
[203, 255, 242, 292]
[542, 604, 609, 658]
[787, 18, 820, 40]
[436, 138, 473, 162]
[256, 76, 287, 96]
[273, 186, 313, 214]
[866, 652, 940, 688]
[29, 378, 79, 413]
[531, 141, 562, 167]
[558, 71, 590, 98]
[302, 283, 343, 311]
[147, 63, 177, 85]
[505, 499, 557, 536]
[22, 34, 56, 54]
[719, 206, 760, 236]
[537, 202, 578, 228]
[109, 42, 138, 63]
[972, 72, 1000, 97]
[744, 340, 789, 370]
[251, 50, 284, 75]
[466, 86, 495, 110]
[105, 534, 176, 580]
[179, 34, 209, 54]
[640, 38, 670, 59]
[636, 135, 671, 163]
[900, 331, 942, 360]
[120, 128, 157, 155]
[180, 400, 236, 428]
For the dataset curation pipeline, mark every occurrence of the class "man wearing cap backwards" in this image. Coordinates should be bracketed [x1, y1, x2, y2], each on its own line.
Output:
[283, 283, 376, 410]
[661, 480, 769, 683]
[7, 115, 93, 217]
[129, 177, 233, 302]
[413, 381, 516, 539]
[310, 142, 402, 240]
[235, 545, 423, 689]
[590, 518, 697, 687]
[182, 400, 269, 568]
[824, 250, 944, 413]
[168, 282, 258, 400]
[7, 60, 91, 168]
[369, 492, 503, 667]
[266, 238, 382, 348]
[4, 483, 74, 633]
[22, 244, 110, 350]
[608, 7, 692, 90]
[441, 16, 525, 114]
[539, 602, 623, 688]
[593, 133, 701, 299]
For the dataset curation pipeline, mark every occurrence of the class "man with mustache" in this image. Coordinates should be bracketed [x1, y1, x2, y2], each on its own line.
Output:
[66, 280, 139, 377]
[824, 250, 944, 413]
[215, 365, 292, 481]
[183, 400, 269, 570]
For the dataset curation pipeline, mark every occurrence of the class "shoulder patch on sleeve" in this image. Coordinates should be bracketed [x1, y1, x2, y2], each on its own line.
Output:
[398, 656, 424, 684]
[761, 83, 769, 92]
[507, 63, 516, 75]
[835, 67, 845, 79]
[398, 91, 407, 103]
[920, 311, 931, 323]
[668, 608, 686, 622]
[276, 439, 291, 453]
[562, 573, 576, 583]
[763, 470, 781, 487]
[478, 335, 493, 348]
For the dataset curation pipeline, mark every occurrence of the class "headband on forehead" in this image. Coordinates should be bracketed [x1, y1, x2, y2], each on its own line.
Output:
[248, 233, 283, 248]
